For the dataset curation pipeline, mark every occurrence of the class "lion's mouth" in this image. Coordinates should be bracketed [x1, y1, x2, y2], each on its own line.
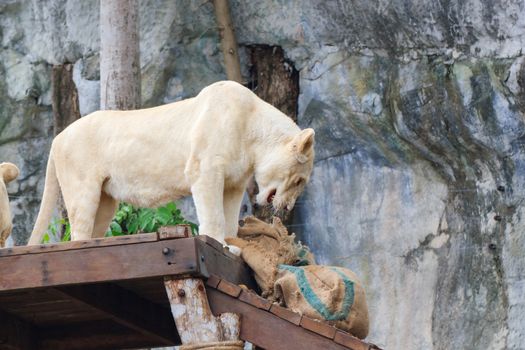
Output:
[267, 189, 277, 204]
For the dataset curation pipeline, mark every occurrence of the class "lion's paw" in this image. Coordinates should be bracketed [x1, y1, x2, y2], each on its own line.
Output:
[226, 244, 243, 257]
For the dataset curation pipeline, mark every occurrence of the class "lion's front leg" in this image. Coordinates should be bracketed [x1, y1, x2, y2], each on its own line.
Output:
[191, 170, 226, 243]
[223, 187, 245, 238]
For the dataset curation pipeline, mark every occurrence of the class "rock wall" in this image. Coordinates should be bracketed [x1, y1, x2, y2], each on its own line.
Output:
[1, 1, 524, 349]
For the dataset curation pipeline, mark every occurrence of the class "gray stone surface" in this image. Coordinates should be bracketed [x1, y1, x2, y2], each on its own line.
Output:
[1, 1, 524, 349]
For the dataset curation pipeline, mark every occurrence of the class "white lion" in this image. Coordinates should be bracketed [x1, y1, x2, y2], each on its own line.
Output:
[1, 162, 19, 247]
[28, 81, 315, 245]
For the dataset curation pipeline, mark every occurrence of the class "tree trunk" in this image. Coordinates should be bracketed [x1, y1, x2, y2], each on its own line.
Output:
[51, 63, 81, 238]
[248, 45, 299, 122]
[100, 0, 141, 110]
[213, 0, 242, 83]
[52, 64, 81, 135]
[248, 45, 300, 224]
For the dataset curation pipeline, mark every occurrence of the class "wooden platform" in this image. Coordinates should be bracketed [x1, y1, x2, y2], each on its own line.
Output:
[0, 231, 381, 350]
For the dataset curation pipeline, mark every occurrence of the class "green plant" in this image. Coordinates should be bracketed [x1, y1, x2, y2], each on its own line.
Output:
[42, 217, 71, 243]
[107, 202, 198, 236]
[44, 201, 197, 243]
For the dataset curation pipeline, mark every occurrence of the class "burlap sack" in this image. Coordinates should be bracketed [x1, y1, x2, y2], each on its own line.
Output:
[226, 216, 310, 298]
[274, 265, 369, 339]
[227, 216, 369, 339]
[225, 236, 279, 296]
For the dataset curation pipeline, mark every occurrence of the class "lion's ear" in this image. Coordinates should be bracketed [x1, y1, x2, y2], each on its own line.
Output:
[292, 128, 315, 163]
[0, 163, 19, 184]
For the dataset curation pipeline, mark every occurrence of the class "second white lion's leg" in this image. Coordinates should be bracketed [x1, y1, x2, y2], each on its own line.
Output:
[191, 170, 226, 243]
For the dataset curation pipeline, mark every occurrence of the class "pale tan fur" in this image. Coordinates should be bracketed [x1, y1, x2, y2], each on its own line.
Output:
[28, 81, 315, 245]
[0, 162, 19, 247]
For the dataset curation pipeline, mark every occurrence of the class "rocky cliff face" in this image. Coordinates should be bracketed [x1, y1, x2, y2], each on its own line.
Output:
[1, 1, 524, 349]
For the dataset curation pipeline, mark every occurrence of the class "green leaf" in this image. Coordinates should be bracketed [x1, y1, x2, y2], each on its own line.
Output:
[156, 207, 172, 225]
[144, 220, 156, 233]
[138, 210, 154, 231]
[165, 202, 177, 213]
[127, 214, 139, 234]
[110, 222, 123, 235]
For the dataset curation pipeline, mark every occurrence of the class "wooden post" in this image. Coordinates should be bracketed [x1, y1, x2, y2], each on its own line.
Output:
[100, 0, 141, 110]
[164, 277, 242, 348]
[213, 0, 242, 83]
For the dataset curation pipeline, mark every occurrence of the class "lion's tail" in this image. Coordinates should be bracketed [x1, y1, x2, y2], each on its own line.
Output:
[28, 152, 60, 245]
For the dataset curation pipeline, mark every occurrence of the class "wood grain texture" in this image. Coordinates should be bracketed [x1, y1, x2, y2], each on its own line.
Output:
[158, 225, 191, 240]
[0, 238, 197, 292]
[300, 316, 337, 339]
[207, 287, 350, 350]
[334, 331, 371, 350]
[269, 303, 302, 325]
[238, 289, 272, 310]
[217, 280, 242, 298]
[196, 238, 256, 290]
[0, 233, 159, 257]
[164, 277, 240, 345]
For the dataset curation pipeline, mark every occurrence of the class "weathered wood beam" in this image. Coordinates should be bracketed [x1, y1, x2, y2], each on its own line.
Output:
[0, 236, 257, 293]
[0, 232, 159, 258]
[164, 277, 241, 346]
[0, 237, 198, 292]
[0, 308, 36, 350]
[207, 287, 351, 350]
[52, 283, 179, 346]
[195, 236, 257, 290]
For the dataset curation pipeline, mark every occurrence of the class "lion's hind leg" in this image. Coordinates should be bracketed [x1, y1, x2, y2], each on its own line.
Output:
[92, 191, 118, 238]
[62, 181, 103, 241]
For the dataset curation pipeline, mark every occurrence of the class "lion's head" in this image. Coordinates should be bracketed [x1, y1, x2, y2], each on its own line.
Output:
[255, 128, 315, 212]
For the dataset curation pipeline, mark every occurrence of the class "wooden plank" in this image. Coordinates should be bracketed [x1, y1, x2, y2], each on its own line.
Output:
[158, 225, 191, 240]
[38, 320, 159, 350]
[53, 283, 179, 345]
[0, 233, 159, 257]
[195, 238, 256, 290]
[207, 287, 350, 350]
[300, 316, 337, 339]
[217, 280, 242, 298]
[334, 331, 371, 350]
[238, 290, 272, 310]
[0, 308, 36, 350]
[196, 235, 238, 260]
[0, 238, 198, 292]
[205, 275, 222, 289]
[269, 304, 302, 325]
[197, 235, 224, 252]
